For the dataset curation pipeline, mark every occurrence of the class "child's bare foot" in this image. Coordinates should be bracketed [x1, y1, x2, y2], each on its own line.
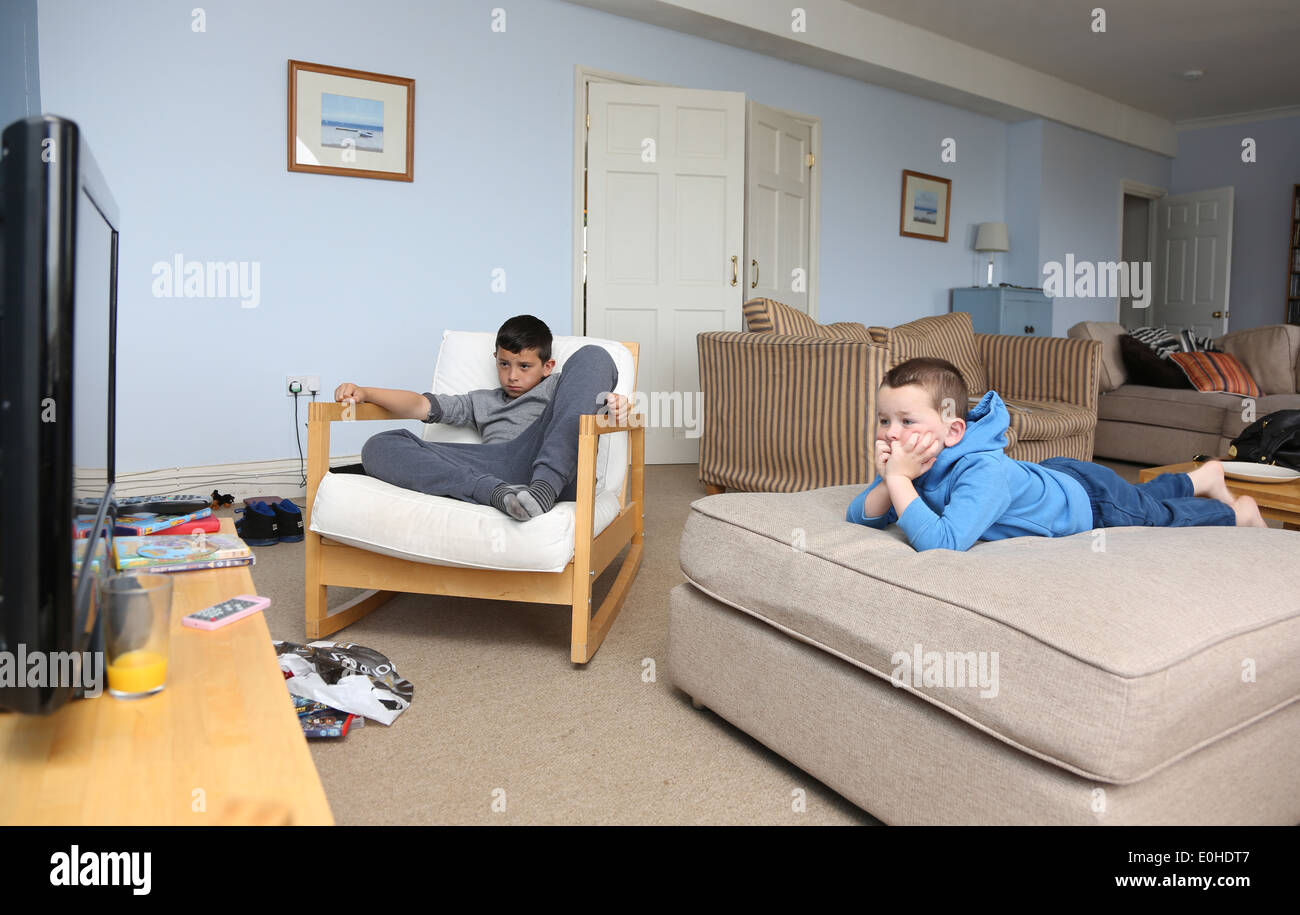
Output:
[1233, 495, 1267, 528]
[1188, 459, 1235, 506]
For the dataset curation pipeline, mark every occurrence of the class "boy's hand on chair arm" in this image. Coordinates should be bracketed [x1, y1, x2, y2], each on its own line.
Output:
[601, 392, 630, 426]
[334, 382, 367, 404]
[883, 432, 940, 481]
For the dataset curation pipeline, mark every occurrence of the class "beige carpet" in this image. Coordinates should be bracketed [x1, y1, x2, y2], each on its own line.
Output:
[242, 465, 880, 825]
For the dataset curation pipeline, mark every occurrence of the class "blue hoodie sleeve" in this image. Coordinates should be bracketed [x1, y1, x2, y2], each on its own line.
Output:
[895, 457, 1012, 551]
[846, 478, 897, 529]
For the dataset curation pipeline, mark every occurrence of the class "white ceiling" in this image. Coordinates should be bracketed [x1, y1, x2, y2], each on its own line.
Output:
[844, 0, 1300, 122]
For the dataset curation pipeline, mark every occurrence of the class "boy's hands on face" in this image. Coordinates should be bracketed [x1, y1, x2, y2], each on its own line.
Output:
[334, 382, 367, 404]
[883, 431, 941, 480]
[874, 439, 892, 478]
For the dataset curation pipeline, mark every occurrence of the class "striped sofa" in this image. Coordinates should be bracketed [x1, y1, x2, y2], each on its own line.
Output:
[697, 298, 1103, 492]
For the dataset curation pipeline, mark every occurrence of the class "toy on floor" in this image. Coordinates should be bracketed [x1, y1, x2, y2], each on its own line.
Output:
[211, 489, 235, 509]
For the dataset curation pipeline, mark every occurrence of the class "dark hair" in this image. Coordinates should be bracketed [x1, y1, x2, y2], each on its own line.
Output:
[882, 357, 967, 420]
[495, 315, 553, 362]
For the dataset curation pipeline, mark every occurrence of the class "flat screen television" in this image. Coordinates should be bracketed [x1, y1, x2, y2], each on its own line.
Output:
[0, 115, 119, 714]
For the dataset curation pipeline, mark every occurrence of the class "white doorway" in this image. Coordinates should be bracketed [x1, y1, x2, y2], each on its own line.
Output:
[584, 81, 746, 464]
[1153, 186, 1235, 339]
[573, 67, 821, 465]
[1117, 180, 1162, 329]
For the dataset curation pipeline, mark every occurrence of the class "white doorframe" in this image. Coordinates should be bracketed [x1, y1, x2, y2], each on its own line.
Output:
[1117, 179, 1165, 323]
[572, 65, 822, 332]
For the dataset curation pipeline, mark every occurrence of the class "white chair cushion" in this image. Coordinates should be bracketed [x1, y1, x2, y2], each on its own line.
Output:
[309, 332, 635, 573]
[422, 332, 635, 497]
[310, 473, 623, 573]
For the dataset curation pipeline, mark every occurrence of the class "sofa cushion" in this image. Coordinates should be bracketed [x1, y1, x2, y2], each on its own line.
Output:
[1221, 393, 1300, 440]
[743, 297, 818, 335]
[886, 311, 989, 397]
[1001, 397, 1097, 442]
[679, 485, 1300, 784]
[1169, 351, 1262, 397]
[743, 297, 871, 341]
[1118, 334, 1192, 388]
[310, 473, 621, 573]
[1098, 385, 1246, 434]
[1066, 321, 1127, 393]
[1216, 324, 1300, 395]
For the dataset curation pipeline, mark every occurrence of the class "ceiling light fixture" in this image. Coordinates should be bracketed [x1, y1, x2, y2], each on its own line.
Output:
[1182, 69, 1205, 80]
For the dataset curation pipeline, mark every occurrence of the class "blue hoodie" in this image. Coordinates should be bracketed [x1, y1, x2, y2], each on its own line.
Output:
[846, 391, 1093, 551]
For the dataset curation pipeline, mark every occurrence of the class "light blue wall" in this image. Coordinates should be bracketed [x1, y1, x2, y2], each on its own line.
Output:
[1172, 115, 1300, 331]
[1, 0, 40, 128]
[1003, 119, 1042, 287]
[1003, 119, 1172, 336]
[37, 0, 1009, 471]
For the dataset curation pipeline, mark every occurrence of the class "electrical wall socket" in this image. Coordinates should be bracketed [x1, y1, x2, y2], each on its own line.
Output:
[286, 374, 321, 397]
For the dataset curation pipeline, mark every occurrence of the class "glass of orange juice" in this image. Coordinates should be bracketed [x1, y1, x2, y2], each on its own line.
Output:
[100, 573, 173, 699]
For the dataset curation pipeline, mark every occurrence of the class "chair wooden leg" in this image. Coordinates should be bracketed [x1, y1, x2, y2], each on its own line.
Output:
[311, 589, 396, 639]
[704, 483, 726, 495]
[304, 530, 329, 639]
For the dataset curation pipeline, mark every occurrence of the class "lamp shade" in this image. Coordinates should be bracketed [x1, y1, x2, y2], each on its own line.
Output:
[974, 222, 1010, 252]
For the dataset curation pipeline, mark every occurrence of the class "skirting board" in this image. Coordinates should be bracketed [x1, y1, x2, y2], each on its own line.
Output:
[101, 455, 363, 504]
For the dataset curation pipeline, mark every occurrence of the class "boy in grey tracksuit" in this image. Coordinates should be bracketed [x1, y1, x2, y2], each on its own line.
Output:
[335, 315, 624, 521]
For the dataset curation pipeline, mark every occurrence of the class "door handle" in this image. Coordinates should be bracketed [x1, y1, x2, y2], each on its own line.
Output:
[1024, 325, 1034, 334]
[731, 256, 738, 287]
[751, 259, 759, 289]
[1212, 310, 1224, 318]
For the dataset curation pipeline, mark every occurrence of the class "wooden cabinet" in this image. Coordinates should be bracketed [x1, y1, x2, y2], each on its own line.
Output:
[952, 287, 1053, 337]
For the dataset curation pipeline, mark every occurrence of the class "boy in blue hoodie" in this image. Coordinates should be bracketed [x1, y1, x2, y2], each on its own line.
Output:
[846, 357, 1266, 551]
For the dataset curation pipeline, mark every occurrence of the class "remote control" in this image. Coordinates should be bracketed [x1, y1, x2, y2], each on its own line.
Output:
[182, 595, 271, 631]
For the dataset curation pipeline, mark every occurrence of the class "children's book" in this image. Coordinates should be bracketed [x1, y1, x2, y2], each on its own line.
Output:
[112, 533, 253, 573]
[144, 516, 221, 536]
[74, 507, 213, 538]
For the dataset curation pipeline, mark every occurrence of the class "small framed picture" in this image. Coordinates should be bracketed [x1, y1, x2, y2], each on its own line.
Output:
[288, 60, 414, 182]
[899, 170, 951, 242]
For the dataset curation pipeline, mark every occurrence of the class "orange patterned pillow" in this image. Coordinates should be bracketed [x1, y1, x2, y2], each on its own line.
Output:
[1168, 351, 1261, 397]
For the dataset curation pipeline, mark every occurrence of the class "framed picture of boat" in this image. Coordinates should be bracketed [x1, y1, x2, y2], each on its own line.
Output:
[288, 60, 414, 182]
[899, 170, 951, 241]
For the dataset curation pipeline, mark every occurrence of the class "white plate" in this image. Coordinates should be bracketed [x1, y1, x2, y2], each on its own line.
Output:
[1221, 461, 1300, 483]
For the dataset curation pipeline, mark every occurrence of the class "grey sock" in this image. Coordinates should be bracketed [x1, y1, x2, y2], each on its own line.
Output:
[490, 483, 531, 522]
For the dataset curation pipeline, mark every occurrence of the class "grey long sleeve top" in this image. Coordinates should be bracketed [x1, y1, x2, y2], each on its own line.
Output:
[420, 374, 559, 444]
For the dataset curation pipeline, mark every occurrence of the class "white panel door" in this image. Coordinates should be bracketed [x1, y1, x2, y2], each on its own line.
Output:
[586, 83, 745, 464]
[745, 101, 812, 312]
[1154, 186, 1234, 338]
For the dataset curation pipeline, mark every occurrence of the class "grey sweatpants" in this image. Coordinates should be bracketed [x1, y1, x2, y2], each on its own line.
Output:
[358, 345, 618, 505]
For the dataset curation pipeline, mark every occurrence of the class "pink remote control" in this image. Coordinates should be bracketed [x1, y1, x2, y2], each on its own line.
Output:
[182, 594, 271, 630]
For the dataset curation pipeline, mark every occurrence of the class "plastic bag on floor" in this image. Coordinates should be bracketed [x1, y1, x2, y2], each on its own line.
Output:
[273, 640, 413, 726]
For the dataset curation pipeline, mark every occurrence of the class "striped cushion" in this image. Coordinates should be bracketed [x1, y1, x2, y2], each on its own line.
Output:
[743, 297, 819, 335]
[743, 298, 871, 341]
[1000, 397, 1097, 442]
[885, 312, 989, 396]
[1169, 351, 1262, 397]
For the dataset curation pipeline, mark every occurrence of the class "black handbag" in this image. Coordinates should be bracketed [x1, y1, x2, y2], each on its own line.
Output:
[1227, 410, 1300, 471]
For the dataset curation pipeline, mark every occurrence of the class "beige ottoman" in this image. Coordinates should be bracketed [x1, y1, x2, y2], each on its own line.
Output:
[667, 485, 1300, 825]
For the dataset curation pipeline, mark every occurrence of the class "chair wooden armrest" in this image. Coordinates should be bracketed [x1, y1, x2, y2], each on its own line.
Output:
[585, 413, 648, 435]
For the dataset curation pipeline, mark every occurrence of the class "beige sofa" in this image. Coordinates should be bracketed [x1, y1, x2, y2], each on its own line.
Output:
[1067, 322, 1300, 466]
[668, 486, 1300, 825]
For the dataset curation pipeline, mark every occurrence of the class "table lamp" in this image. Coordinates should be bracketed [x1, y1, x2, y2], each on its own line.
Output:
[974, 222, 1009, 286]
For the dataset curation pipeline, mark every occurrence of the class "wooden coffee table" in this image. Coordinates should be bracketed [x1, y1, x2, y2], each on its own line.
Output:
[0, 519, 333, 825]
[1138, 461, 1300, 530]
